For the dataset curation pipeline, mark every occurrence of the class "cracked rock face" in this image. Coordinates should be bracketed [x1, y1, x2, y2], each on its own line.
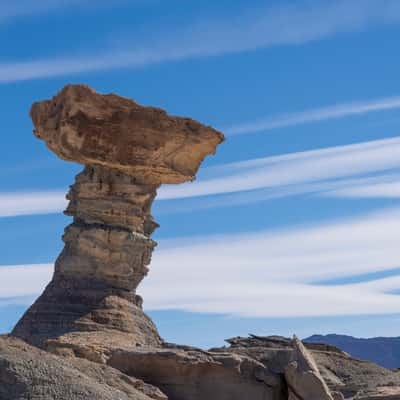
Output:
[30, 84, 223, 184]
[216, 335, 400, 400]
[12, 84, 223, 349]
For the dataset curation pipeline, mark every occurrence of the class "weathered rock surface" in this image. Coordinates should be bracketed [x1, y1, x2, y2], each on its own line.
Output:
[12, 84, 223, 349]
[107, 345, 286, 400]
[354, 388, 400, 399]
[313, 349, 400, 399]
[37, 332, 400, 400]
[216, 335, 400, 399]
[30, 84, 224, 184]
[0, 335, 166, 400]
[8, 85, 400, 400]
[5, 330, 400, 400]
[284, 336, 334, 400]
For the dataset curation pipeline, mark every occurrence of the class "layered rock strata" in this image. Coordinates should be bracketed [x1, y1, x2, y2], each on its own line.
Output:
[108, 346, 286, 400]
[216, 335, 400, 400]
[0, 335, 167, 400]
[9, 85, 400, 400]
[12, 84, 224, 348]
[3, 333, 400, 400]
[41, 334, 400, 400]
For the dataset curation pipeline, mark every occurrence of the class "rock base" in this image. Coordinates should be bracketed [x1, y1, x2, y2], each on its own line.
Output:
[12, 165, 162, 348]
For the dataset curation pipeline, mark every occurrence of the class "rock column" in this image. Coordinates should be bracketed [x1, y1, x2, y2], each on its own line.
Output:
[12, 84, 223, 349]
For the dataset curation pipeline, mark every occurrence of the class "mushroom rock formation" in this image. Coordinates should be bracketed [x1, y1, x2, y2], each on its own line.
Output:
[9, 85, 400, 400]
[12, 84, 224, 349]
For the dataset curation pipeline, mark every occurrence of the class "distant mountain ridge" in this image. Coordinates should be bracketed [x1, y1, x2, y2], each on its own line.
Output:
[305, 334, 400, 369]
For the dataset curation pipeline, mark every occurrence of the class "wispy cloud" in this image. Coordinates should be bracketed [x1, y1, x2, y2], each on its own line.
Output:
[2, 0, 400, 82]
[325, 180, 400, 198]
[0, 264, 52, 299]
[0, 0, 126, 23]
[0, 190, 66, 218]
[225, 96, 400, 135]
[2, 137, 400, 217]
[158, 137, 400, 200]
[143, 207, 400, 317]
[3, 208, 400, 316]
[156, 174, 400, 214]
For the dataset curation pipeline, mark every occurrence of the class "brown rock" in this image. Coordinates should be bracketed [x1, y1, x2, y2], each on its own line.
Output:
[331, 392, 345, 400]
[217, 335, 400, 399]
[354, 388, 400, 399]
[0, 335, 166, 400]
[313, 349, 400, 399]
[12, 85, 223, 350]
[107, 345, 286, 400]
[30, 84, 224, 184]
[10, 85, 400, 400]
[284, 336, 334, 400]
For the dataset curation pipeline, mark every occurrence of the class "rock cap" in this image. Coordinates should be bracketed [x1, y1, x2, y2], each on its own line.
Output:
[31, 84, 224, 184]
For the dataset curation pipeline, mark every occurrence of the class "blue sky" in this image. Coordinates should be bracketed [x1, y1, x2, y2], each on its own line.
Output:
[1, 0, 400, 348]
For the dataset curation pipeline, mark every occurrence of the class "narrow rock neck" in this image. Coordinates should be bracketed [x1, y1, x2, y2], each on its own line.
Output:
[56, 164, 160, 293]
[66, 164, 160, 235]
[12, 164, 163, 346]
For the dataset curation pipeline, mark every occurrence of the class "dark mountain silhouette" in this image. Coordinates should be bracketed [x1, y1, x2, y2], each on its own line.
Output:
[305, 334, 400, 369]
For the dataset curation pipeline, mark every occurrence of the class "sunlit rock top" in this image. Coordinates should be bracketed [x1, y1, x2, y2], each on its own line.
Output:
[30, 84, 224, 184]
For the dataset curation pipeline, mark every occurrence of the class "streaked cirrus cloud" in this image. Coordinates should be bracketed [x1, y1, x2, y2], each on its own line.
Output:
[2, 207, 400, 317]
[2, 1, 400, 83]
[224, 96, 400, 136]
[1, 136, 400, 218]
[158, 136, 400, 200]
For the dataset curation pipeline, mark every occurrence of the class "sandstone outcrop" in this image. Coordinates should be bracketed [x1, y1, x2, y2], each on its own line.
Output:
[0, 335, 166, 400]
[284, 336, 334, 400]
[42, 333, 400, 400]
[12, 84, 223, 349]
[4, 332, 400, 400]
[108, 345, 286, 400]
[216, 335, 400, 400]
[30, 84, 222, 184]
[8, 85, 400, 400]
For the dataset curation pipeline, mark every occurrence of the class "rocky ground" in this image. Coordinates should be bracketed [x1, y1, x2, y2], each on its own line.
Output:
[219, 335, 400, 399]
[0, 335, 166, 400]
[2, 333, 400, 400]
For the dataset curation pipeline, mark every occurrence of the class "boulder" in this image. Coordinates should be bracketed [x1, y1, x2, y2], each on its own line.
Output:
[284, 336, 334, 400]
[107, 345, 286, 400]
[0, 335, 166, 400]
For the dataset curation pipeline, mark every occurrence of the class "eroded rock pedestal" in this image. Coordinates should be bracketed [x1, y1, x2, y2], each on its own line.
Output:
[12, 84, 224, 351]
[13, 164, 162, 349]
[8, 85, 400, 400]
